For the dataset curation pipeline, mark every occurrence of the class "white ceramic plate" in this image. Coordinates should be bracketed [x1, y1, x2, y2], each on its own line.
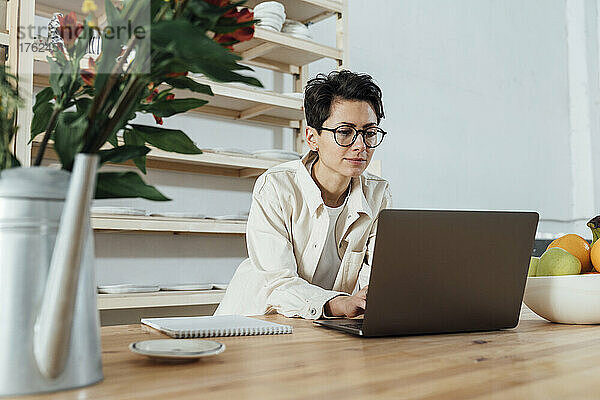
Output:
[149, 212, 206, 219]
[91, 207, 147, 216]
[252, 149, 301, 161]
[523, 275, 600, 324]
[281, 92, 304, 99]
[253, 1, 285, 13]
[254, 10, 285, 21]
[160, 283, 213, 291]
[210, 214, 248, 221]
[129, 339, 225, 362]
[206, 147, 251, 155]
[98, 284, 160, 294]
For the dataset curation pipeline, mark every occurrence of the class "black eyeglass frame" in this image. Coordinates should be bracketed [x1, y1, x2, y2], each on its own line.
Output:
[318, 126, 387, 148]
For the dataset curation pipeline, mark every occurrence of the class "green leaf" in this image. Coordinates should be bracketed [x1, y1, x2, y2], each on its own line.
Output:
[129, 124, 202, 154]
[33, 87, 54, 111]
[164, 76, 213, 95]
[123, 128, 147, 174]
[151, 20, 262, 87]
[75, 97, 93, 114]
[54, 111, 88, 170]
[30, 102, 54, 140]
[95, 171, 170, 201]
[141, 98, 208, 118]
[98, 145, 150, 165]
[94, 0, 128, 93]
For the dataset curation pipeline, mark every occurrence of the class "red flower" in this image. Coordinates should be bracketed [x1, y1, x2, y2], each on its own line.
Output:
[165, 71, 188, 78]
[80, 57, 96, 86]
[213, 7, 254, 49]
[224, 7, 253, 23]
[57, 12, 84, 50]
[146, 90, 175, 125]
[146, 88, 159, 102]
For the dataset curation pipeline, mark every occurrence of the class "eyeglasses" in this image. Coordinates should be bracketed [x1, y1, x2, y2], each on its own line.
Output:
[319, 125, 387, 148]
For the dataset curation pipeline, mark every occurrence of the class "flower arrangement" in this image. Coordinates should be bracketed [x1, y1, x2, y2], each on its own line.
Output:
[23, 0, 259, 200]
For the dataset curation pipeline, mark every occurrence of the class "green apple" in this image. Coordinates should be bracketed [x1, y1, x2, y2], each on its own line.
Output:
[536, 248, 581, 276]
[528, 256, 540, 276]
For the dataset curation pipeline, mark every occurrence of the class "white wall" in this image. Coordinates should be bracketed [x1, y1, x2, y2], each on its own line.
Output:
[343, 0, 598, 239]
[94, 0, 600, 287]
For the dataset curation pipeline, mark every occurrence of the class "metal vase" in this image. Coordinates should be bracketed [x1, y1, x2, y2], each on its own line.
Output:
[0, 154, 103, 396]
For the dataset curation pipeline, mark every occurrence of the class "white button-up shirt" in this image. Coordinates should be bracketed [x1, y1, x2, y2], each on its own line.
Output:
[215, 151, 392, 319]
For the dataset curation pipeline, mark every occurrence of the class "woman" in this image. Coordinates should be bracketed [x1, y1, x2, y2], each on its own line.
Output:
[215, 70, 391, 319]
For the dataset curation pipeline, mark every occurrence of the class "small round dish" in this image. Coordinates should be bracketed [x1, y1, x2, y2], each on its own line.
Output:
[129, 339, 225, 362]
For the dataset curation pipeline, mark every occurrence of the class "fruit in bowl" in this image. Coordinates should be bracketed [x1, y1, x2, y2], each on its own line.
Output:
[522, 216, 600, 323]
[536, 248, 581, 276]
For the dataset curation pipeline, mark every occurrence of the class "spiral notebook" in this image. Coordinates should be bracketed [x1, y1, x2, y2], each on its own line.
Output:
[141, 315, 293, 338]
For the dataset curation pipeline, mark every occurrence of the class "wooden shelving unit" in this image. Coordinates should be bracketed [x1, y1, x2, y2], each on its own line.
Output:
[97, 290, 226, 310]
[15, 0, 349, 314]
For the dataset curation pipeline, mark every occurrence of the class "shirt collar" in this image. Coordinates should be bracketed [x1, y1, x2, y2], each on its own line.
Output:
[297, 151, 373, 219]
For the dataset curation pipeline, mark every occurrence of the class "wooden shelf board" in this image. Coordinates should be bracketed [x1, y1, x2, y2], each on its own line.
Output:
[31, 140, 288, 178]
[92, 215, 247, 235]
[245, 0, 342, 24]
[97, 290, 225, 310]
[234, 27, 342, 71]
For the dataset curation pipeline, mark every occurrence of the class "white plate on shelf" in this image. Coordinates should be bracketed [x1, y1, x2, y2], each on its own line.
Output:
[160, 284, 213, 291]
[252, 149, 301, 161]
[149, 212, 206, 219]
[253, 1, 285, 13]
[91, 207, 147, 216]
[282, 92, 304, 99]
[98, 284, 160, 294]
[129, 339, 225, 362]
[206, 147, 252, 155]
[209, 214, 249, 221]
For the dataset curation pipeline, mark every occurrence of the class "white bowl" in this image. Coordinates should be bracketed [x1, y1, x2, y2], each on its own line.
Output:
[523, 275, 600, 324]
[253, 1, 285, 14]
[255, 10, 286, 22]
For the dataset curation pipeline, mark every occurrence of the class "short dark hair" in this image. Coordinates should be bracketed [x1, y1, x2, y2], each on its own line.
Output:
[304, 70, 385, 130]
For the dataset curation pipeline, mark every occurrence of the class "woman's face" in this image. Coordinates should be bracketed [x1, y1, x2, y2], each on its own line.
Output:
[307, 99, 378, 178]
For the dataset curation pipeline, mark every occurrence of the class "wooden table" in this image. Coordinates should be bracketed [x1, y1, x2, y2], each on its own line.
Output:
[15, 306, 600, 399]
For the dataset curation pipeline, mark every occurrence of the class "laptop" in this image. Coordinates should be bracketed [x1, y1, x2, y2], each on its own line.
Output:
[314, 209, 539, 337]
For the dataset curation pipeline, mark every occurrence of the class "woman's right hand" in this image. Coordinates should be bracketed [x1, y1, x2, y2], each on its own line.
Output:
[324, 286, 368, 318]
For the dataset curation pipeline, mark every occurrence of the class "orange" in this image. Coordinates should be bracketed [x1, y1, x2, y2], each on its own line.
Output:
[548, 234, 592, 273]
[592, 240, 600, 272]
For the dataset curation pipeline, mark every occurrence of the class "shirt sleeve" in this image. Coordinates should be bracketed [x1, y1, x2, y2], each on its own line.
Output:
[357, 184, 393, 289]
[246, 176, 343, 320]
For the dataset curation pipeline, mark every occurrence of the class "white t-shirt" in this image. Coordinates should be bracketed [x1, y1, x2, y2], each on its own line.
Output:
[312, 199, 347, 290]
